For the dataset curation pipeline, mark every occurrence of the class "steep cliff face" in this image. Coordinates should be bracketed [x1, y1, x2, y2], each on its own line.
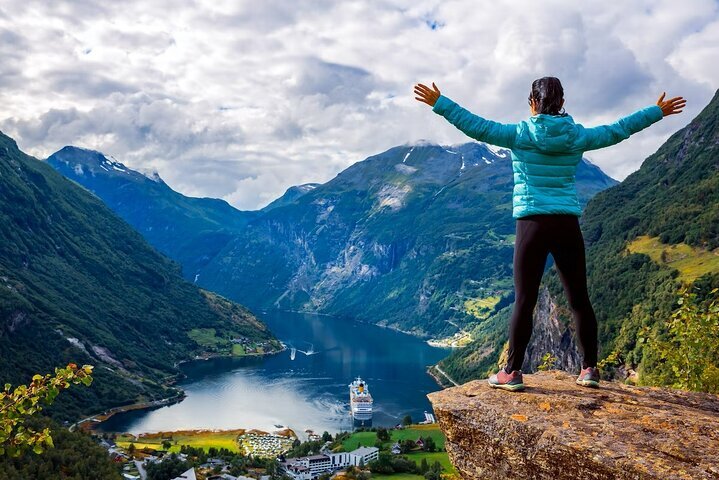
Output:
[521, 288, 581, 373]
[428, 371, 719, 480]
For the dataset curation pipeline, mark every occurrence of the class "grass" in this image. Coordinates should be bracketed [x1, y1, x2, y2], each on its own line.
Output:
[464, 296, 501, 320]
[371, 474, 425, 480]
[188, 328, 224, 348]
[189, 330, 251, 356]
[341, 425, 456, 476]
[342, 425, 446, 451]
[626, 235, 719, 283]
[116, 429, 244, 453]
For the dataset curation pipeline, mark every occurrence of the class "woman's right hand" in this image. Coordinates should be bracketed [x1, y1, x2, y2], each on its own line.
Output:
[414, 82, 441, 107]
[657, 93, 686, 116]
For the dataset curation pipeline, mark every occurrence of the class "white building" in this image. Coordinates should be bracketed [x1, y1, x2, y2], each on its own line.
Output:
[281, 446, 379, 479]
[171, 467, 197, 480]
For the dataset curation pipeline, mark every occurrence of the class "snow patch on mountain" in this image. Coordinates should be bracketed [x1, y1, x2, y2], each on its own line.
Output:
[395, 163, 418, 175]
[297, 183, 318, 193]
[486, 144, 510, 158]
[138, 169, 163, 183]
[402, 147, 415, 163]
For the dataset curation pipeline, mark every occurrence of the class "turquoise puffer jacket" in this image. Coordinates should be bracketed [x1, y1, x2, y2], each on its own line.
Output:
[432, 95, 663, 218]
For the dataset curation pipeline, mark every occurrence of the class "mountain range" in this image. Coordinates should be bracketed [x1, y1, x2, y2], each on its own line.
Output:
[0, 132, 279, 420]
[48, 142, 618, 340]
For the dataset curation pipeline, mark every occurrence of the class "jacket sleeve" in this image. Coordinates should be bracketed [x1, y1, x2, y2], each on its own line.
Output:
[432, 95, 517, 149]
[577, 105, 663, 151]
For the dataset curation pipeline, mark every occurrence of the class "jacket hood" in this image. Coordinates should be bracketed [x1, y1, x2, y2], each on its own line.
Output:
[523, 114, 579, 153]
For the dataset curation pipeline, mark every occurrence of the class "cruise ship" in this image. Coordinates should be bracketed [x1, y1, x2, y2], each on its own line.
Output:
[349, 377, 373, 425]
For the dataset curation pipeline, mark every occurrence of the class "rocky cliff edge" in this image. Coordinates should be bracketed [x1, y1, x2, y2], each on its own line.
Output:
[427, 371, 719, 479]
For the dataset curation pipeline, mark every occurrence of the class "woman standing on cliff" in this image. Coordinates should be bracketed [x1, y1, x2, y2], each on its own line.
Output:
[414, 77, 685, 391]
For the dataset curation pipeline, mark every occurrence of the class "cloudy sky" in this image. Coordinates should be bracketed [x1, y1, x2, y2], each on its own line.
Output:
[1, 1, 717, 209]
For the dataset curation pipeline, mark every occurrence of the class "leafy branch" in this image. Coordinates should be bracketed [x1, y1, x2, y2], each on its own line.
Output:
[0, 363, 93, 456]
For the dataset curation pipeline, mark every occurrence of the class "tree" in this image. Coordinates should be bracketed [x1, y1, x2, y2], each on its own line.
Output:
[641, 287, 719, 393]
[424, 460, 443, 480]
[321, 431, 333, 442]
[0, 363, 93, 456]
[400, 439, 415, 454]
[146, 454, 190, 480]
[402, 415, 413, 426]
[368, 452, 394, 474]
[162, 440, 172, 451]
[127, 443, 136, 456]
[0, 416, 122, 479]
[422, 436, 437, 452]
[420, 457, 429, 474]
[376, 428, 390, 442]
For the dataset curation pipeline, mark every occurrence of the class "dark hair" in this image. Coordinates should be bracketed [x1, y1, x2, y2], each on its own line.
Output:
[528, 77, 565, 115]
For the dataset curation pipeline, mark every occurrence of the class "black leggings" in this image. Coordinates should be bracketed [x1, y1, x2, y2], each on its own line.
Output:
[506, 214, 598, 372]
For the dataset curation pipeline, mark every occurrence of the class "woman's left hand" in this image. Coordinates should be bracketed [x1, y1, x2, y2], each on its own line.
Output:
[656, 92, 686, 117]
[414, 82, 441, 107]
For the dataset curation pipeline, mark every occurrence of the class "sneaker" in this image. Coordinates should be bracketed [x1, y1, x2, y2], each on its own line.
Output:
[576, 366, 600, 388]
[488, 369, 525, 392]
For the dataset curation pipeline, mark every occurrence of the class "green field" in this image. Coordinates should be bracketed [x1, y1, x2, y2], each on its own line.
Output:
[342, 424, 446, 451]
[341, 425, 456, 477]
[188, 328, 225, 348]
[464, 296, 501, 320]
[372, 474, 425, 480]
[116, 429, 243, 453]
[627, 235, 719, 283]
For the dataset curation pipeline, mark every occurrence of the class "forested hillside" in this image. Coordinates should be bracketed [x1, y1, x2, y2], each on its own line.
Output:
[0, 132, 279, 421]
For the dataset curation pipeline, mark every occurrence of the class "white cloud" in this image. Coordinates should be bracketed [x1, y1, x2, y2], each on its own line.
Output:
[0, 0, 716, 209]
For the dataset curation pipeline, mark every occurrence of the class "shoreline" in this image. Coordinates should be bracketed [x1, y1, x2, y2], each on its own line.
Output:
[174, 342, 287, 368]
[81, 345, 286, 434]
[262, 306, 470, 351]
[120, 426, 298, 441]
[427, 364, 460, 389]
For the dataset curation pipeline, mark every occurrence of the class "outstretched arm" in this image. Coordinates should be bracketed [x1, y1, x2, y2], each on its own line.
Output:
[414, 83, 517, 149]
[578, 93, 686, 152]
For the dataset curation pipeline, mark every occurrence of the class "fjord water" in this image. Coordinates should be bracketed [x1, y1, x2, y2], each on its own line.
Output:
[97, 310, 450, 436]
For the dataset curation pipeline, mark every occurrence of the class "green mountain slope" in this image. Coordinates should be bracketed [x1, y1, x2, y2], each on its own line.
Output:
[47, 147, 256, 279]
[439, 90, 719, 383]
[0, 132, 279, 421]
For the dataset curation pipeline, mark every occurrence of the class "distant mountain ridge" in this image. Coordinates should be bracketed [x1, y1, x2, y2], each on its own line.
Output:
[49, 141, 617, 339]
[0, 133, 278, 420]
[48, 146, 257, 279]
[262, 183, 321, 211]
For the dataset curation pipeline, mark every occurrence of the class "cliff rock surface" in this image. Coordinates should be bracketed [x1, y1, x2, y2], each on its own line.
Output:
[428, 371, 719, 479]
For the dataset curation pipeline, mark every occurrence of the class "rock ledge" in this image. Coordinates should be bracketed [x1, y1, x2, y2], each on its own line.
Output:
[427, 371, 719, 480]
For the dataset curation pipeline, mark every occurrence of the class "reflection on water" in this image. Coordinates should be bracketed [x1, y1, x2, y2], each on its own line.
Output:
[97, 311, 450, 436]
